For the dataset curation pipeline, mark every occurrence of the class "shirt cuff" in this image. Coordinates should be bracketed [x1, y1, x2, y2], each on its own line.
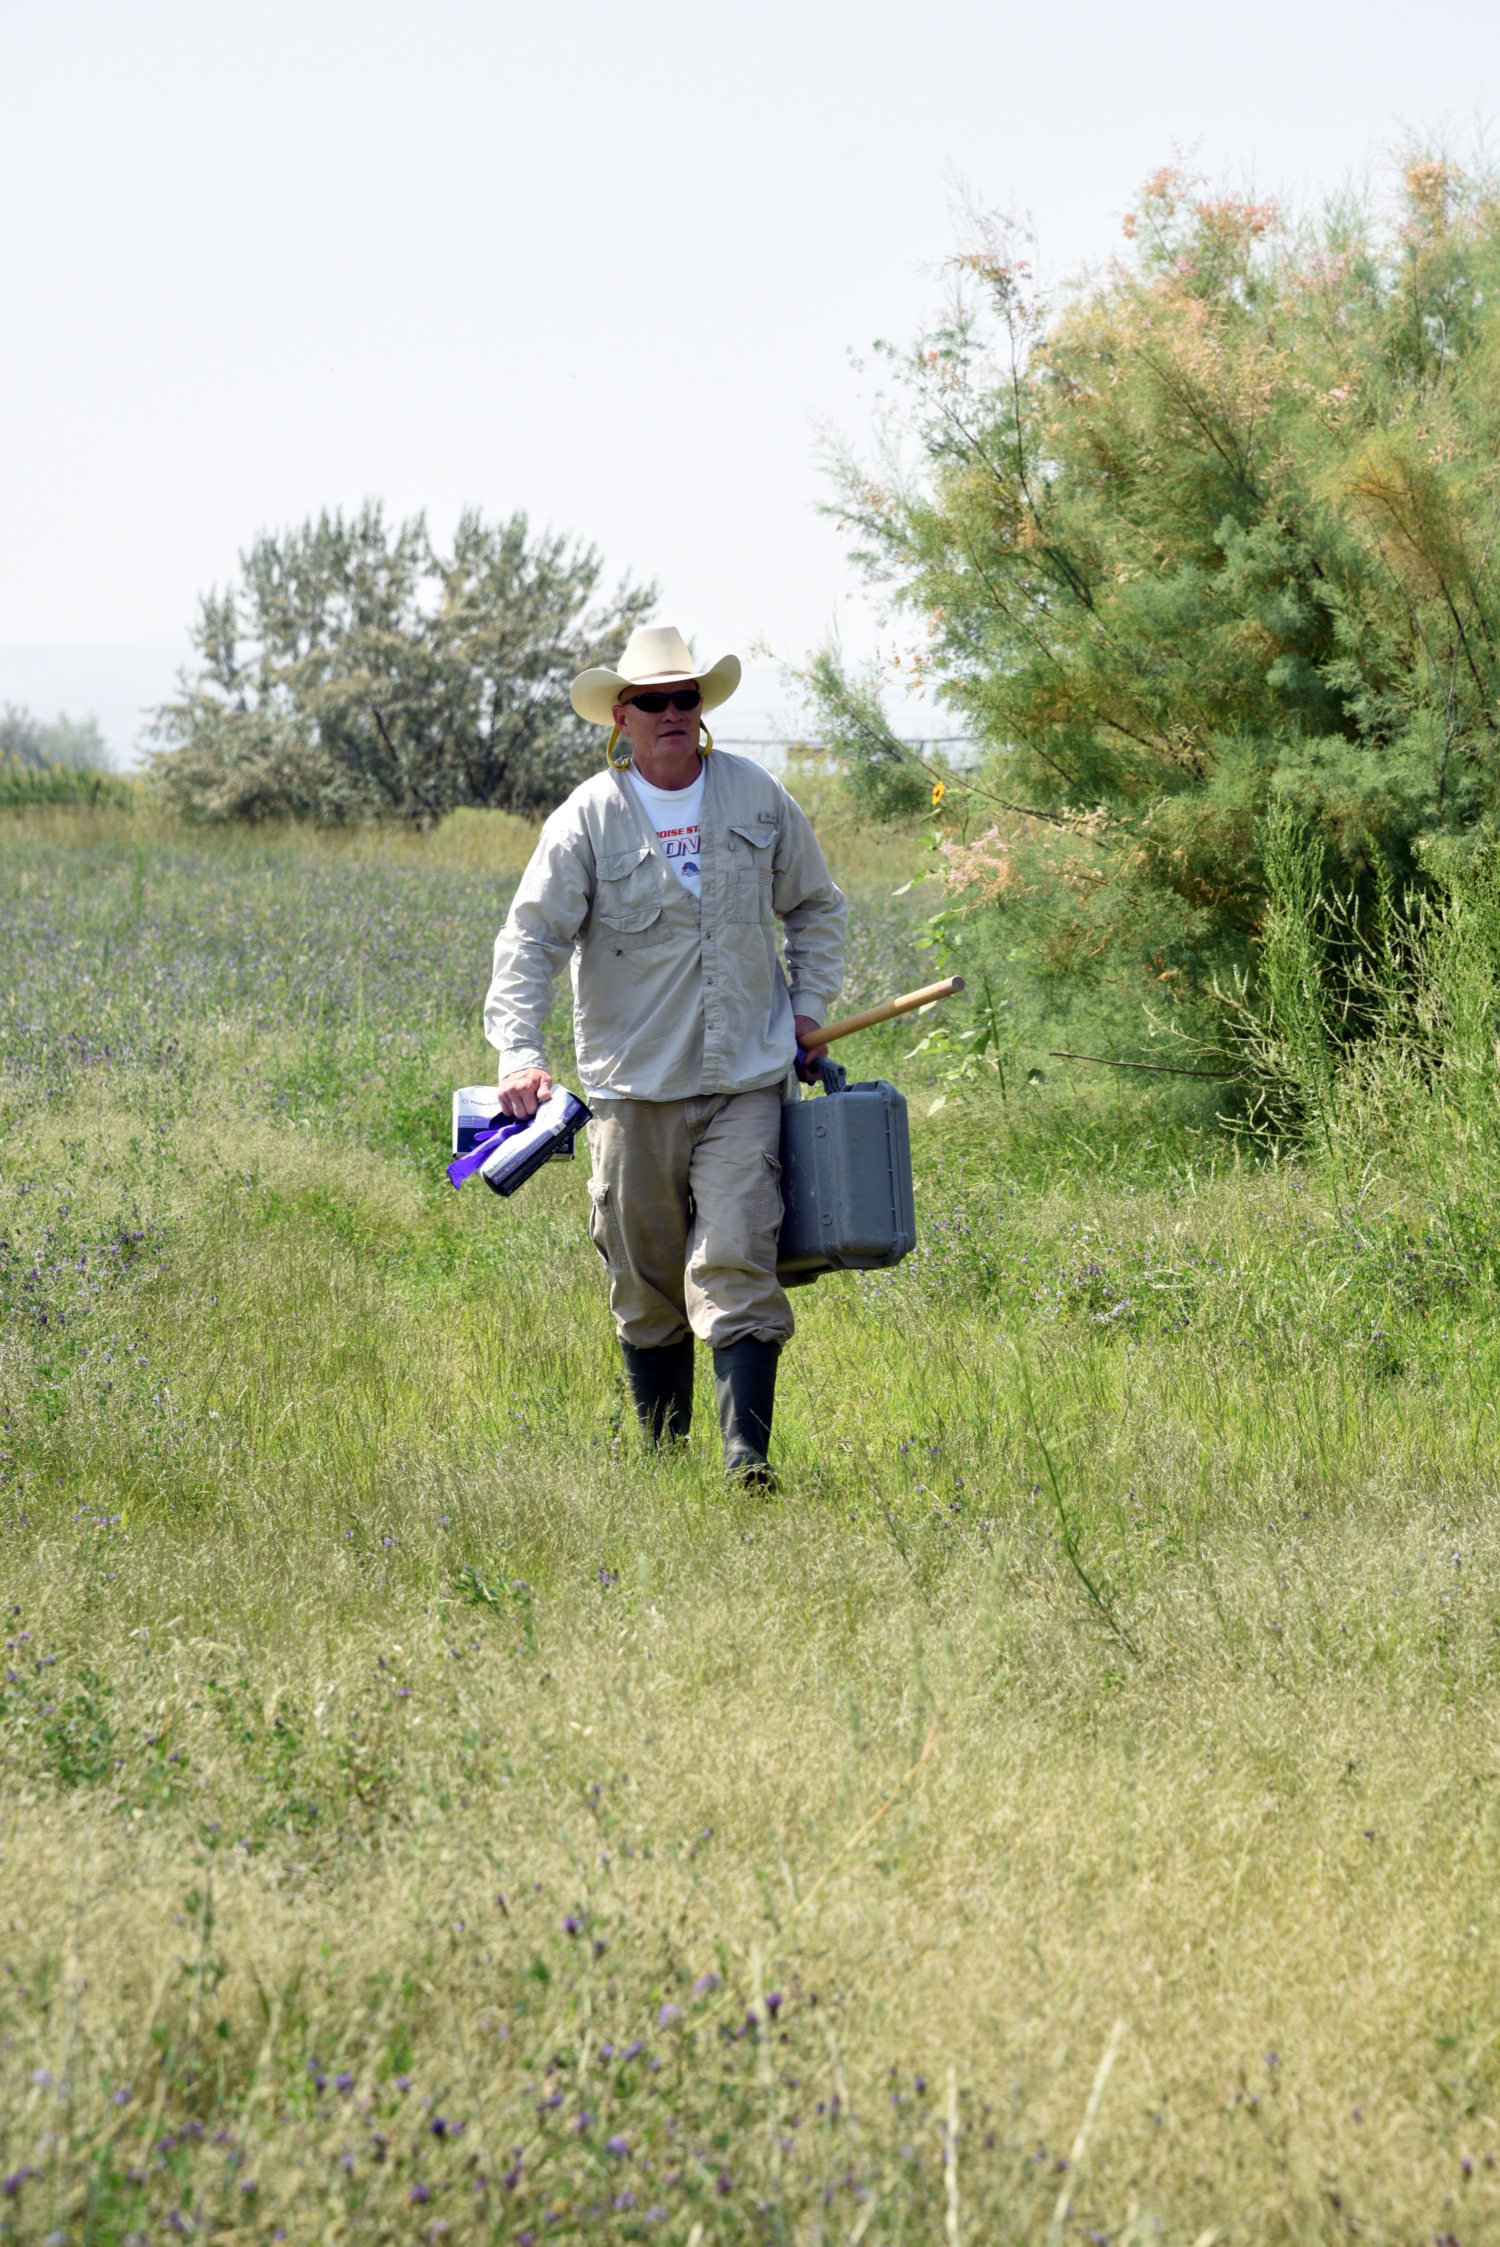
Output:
[789, 987, 838, 1023]
[490, 1043, 548, 1080]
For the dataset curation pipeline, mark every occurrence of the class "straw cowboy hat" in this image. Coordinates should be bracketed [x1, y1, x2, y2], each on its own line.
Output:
[570, 625, 741, 727]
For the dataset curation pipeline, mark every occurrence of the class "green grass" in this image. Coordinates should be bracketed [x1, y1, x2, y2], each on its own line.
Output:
[0, 762, 135, 810]
[0, 807, 1497, 2244]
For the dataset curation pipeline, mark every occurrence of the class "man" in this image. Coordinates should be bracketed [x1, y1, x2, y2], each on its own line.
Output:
[484, 624, 847, 1481]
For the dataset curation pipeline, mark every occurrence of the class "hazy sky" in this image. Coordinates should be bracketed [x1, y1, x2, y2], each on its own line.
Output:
[0, 0, 1494, 757]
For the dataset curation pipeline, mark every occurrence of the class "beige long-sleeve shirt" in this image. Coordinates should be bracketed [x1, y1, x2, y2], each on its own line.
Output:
[484, 752, 848, 1102]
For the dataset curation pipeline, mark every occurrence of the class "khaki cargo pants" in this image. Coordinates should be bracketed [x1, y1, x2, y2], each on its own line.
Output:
[586, 1088, 794, 1350]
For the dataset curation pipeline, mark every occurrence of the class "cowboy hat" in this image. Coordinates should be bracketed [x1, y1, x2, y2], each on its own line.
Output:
[570, 625, 741, 726]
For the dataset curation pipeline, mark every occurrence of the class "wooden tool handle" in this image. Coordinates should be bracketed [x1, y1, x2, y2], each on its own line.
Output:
[801, 975, 965, 1050]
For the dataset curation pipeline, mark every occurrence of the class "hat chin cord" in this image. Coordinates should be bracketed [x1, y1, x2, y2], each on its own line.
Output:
[605, 720, 714, 770]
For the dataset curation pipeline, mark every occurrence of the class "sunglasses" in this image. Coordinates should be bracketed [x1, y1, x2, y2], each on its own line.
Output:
[625, 687, 702, 714]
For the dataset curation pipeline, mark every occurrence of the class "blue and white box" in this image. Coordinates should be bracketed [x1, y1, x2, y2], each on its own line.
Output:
[453, 1085, 504, 1157]
[446, 1084, 593, 1196]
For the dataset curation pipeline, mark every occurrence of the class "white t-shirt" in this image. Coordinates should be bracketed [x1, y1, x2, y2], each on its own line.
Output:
[628, 766, 705, 898]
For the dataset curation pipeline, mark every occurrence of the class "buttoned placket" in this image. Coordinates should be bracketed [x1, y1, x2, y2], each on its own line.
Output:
[612, 758, 728, 1085]
[699, 756, 727, 1089]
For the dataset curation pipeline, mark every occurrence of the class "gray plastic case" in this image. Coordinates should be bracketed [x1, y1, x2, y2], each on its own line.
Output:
[776, 1078, 917, 1287]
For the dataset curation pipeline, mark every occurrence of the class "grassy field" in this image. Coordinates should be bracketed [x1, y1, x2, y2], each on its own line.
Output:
[1, 804, 1499, 2245]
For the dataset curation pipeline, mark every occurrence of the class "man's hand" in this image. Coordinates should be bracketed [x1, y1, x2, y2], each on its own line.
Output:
[794, 1015, 826, 1084]
[496, 1066, 553, 1120]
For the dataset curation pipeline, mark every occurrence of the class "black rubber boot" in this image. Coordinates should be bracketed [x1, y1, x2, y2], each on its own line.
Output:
[620, 1336, 695, 1445]
[712, 1337, 781, 1486]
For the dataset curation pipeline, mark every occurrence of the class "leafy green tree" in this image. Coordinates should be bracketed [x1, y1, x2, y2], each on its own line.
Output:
[0, 706, 111, 770]
[149, 505, 655, 824]
[811, 153, 1500, 1003]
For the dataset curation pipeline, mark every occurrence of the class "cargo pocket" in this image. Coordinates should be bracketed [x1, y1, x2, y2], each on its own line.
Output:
[754, 1148, 784, 1244]
[588, 1176, 625, 1268]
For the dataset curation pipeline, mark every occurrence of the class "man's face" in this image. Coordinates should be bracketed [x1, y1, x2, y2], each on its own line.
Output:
[612, 685, 703, 759]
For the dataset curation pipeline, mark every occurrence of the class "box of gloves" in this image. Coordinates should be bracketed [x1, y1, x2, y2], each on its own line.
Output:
[452, 1085, 505, 1157]
[446, 1085, 593, 1197]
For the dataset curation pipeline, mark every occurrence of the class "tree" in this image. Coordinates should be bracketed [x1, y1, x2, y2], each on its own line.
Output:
[0, 706, 111, 770]
[810, 153, 1500, 1002]
[149, 505, 655, 824]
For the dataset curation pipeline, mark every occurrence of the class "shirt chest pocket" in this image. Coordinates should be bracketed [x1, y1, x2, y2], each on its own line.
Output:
[726, 821, 776, 922]
[593, 843, 671, 947]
